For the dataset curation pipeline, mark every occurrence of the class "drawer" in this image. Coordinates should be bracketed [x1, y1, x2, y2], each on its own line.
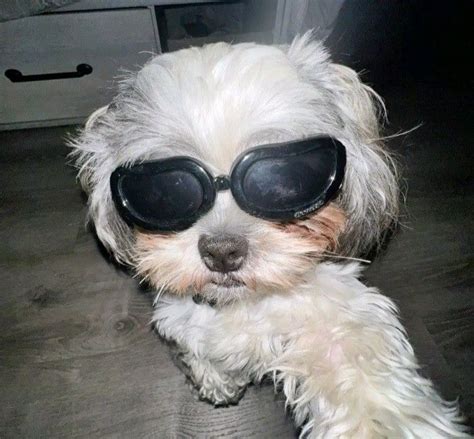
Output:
[0, 9, 158, 128]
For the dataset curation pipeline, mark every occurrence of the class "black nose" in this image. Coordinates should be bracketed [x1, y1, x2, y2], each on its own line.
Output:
[198, 234, 248, 273]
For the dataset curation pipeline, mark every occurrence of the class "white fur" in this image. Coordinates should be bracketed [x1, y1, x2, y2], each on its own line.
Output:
[70, 33, 469, 437]
[153, 263, 466, 438]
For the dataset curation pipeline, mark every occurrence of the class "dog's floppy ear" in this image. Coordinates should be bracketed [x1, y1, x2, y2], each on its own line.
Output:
[287, 32, 399, 256]
[326, 62, 400, 256]
[68, 104, 135, 264]
[75, 105, 110, 194]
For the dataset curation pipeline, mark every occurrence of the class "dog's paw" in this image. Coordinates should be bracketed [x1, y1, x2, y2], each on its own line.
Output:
[199, 378, 247, 407]
[188, 378, 247, 407]
[176, 349, 249, 407]
[185, 366, 248, 407]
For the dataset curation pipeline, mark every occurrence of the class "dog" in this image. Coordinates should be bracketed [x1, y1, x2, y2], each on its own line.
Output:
[70, 33, 469, 438]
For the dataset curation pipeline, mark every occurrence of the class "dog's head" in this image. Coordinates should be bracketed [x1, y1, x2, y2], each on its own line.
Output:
[70, 34, 398, 305]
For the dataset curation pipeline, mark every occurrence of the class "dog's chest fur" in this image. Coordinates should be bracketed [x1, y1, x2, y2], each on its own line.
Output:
[153, 262, 366, 378]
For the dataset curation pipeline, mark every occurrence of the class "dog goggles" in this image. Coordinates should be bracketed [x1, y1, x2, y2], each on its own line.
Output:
[110, 136, 346, 232]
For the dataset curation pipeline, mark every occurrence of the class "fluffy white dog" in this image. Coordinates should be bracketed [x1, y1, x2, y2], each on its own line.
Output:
[70, 34, 469, 438]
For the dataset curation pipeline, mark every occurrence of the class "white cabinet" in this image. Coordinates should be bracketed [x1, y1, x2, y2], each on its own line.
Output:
[0, 9, 159, 128]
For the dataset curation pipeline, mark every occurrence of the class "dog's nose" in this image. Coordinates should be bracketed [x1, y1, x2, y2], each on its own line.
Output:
[198, 234, 248, 273]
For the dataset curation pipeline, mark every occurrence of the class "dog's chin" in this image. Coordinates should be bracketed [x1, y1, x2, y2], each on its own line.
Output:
[198, 274, 250, 305]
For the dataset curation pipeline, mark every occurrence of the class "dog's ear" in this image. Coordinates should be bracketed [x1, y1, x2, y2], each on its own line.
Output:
[326, 63, 399, 256]
[68, 104, 135, 264]
[74, 105, 110, 194]
[287, 32, 399, 256]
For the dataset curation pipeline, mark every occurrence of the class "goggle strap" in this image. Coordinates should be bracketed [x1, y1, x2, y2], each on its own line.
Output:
[214, 175, 231, 192]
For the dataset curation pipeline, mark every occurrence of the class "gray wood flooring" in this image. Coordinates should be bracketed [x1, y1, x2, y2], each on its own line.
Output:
[1, 82, 472, 437]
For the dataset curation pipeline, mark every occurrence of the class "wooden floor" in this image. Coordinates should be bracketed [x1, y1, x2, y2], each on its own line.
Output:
[1, 82, 472, 437]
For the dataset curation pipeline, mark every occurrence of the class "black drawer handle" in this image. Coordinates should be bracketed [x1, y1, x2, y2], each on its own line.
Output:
[5, 63, 93, 82]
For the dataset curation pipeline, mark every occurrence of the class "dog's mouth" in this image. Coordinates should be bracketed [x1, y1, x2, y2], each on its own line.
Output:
[196, 275, 247, 307]
[210, 277, 245, 288]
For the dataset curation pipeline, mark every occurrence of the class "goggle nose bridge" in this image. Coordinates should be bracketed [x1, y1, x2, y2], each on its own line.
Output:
[213, 175, 231, 192]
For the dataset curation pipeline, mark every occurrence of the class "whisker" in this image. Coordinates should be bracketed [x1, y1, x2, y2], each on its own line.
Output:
[325, 254, 371, 264]
[153, 283, 168, 306]
[313, 250, 372, 264]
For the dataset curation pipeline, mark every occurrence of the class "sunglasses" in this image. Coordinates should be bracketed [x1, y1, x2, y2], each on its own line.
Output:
[110, 136, 346, 232]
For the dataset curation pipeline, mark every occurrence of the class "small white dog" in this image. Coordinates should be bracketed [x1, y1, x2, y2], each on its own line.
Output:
[70, 34, 469, 438]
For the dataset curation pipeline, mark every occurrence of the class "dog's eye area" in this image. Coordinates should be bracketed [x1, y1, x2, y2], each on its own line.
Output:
[110, 137, 346, 230]
[240, 147, 337, 210]
[120, 170, 204, 221]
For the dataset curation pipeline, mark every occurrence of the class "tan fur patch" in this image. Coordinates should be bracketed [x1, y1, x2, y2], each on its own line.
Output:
[135, 231, 175, 250]
[132, 204, 346, 296]
[276, 203, 346, 254]
[134, 231, 203, 295]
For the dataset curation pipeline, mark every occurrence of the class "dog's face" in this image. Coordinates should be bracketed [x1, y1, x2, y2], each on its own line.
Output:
[71, 35, 398, 305]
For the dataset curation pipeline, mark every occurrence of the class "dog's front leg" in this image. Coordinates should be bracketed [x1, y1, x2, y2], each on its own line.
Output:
[154, 300, 249, 407]
[275, 291, 467, 438]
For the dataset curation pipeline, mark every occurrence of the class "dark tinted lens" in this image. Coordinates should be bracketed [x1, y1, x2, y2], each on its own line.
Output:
[121, 170, 204, 222]
[242, 147, 336, 210]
